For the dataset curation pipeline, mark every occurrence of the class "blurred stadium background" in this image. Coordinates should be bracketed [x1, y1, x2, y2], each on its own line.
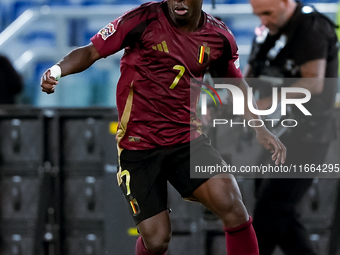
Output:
[0, 0, 339, 255]
[0, 0, 338, 107]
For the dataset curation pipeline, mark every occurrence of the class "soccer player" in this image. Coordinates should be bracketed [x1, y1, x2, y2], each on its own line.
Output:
[41, 0, 286, 254]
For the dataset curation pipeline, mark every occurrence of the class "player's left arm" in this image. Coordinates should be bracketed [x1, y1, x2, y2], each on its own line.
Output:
[213, 30, 286, 164]
[238, 78, 286, 165]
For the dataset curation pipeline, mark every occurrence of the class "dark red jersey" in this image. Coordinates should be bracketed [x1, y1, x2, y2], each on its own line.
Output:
[91, 0, 242, 150]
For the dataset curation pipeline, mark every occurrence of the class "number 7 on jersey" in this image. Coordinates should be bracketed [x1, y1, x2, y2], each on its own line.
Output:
[169, 65, 185, 89]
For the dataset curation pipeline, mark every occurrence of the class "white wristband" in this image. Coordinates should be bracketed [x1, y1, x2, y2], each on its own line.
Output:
[49, 65, 61, 81]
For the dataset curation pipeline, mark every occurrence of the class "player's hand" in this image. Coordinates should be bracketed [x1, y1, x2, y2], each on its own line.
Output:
[256, 127, 286, 165]
[41, 69, 58, 94]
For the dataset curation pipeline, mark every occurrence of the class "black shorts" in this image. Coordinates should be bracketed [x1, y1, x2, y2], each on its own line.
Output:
[118, 134, 225, 225]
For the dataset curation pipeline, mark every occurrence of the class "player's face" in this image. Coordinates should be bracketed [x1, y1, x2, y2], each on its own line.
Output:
[167, 0, 203, 27]
[250, 0, 289, 35]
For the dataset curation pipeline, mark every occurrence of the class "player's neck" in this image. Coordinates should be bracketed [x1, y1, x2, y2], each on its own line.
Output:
[172, 12, 203, 33]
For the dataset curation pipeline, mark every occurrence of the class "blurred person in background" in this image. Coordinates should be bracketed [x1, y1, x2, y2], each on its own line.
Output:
[40, 0, 287, 254]
[338, 1, 340, 75]
[0, 54, 23, 104]
[244, 0, 338, 254]
[0, 54, 23, 255]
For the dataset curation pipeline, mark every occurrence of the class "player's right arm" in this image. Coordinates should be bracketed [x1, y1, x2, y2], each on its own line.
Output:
[41, 2, 159, 94]
[41, 42, 101, 94]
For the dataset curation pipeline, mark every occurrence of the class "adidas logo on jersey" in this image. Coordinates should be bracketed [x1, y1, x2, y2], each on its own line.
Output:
[152, 41, 169, 53]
